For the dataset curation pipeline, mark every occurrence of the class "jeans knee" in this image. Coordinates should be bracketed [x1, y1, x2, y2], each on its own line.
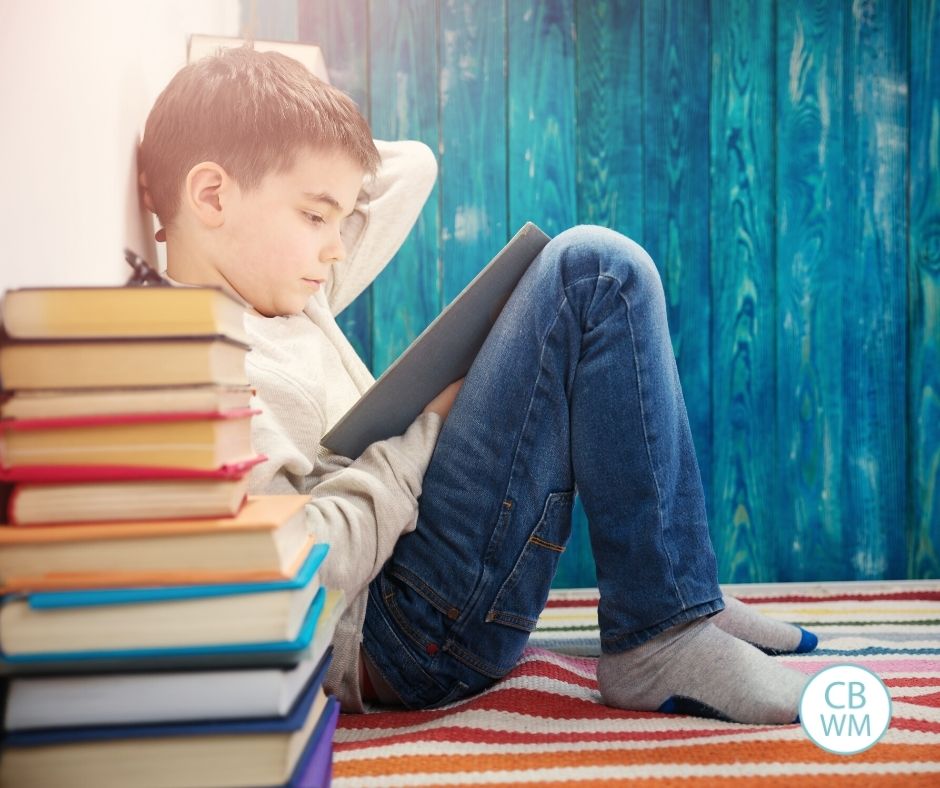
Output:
[546, 225, 663, 298]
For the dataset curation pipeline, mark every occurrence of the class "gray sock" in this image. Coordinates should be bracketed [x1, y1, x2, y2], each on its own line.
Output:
[596, 617, 808, 724]
[711, 596, 818, 654]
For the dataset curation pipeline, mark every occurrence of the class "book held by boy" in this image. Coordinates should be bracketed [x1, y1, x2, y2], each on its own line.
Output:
[322, 222, 550, 459]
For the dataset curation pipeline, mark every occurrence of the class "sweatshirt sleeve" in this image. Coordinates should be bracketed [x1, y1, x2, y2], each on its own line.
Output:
[324, 139, 438, 317]
[247, 351, 443, 602]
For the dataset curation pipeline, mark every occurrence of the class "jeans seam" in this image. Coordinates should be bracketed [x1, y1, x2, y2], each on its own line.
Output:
[389, 564, 457, 618]
[379, 574, 442, 654]
[618, 284, 687, 610]
[444, 637, 511, 679]
[366, 580, 446, 707]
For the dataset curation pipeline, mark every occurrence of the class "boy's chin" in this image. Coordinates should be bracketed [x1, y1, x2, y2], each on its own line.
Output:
[260, 297, 311, 318]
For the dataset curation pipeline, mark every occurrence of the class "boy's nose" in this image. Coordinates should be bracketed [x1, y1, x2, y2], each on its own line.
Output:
[320, 235, 346, 264]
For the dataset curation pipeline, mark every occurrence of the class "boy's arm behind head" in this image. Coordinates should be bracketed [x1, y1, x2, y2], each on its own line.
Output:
[325, 139, 438, 317]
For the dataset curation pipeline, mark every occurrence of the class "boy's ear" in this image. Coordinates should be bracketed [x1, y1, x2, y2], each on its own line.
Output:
[183, 162, 231, 229]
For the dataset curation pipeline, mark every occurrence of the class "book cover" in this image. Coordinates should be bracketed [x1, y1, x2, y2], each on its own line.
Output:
[0, 335, 250, 390]
[4, 648, 332, 745]
[0, 657, 336, 788]
[0, 285, 249, 344]
[0, 556, 323, 655]
[0, 495, 311, 593]
[322, 222, 550, 458]
[26, 542, 328, 608]
[8, 475, 250, 526]
[0, 585, 326, 669]
[287, 697, 339, 788]
[0, 454, 266, 484]
[0, 384, 254, 421]
[4, 590, 345, 730]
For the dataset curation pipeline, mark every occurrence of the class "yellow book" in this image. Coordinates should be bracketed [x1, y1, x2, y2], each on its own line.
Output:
[0, 337, 248, 390]
[0, 409, 255, 470]
[1, 286, 248, 344]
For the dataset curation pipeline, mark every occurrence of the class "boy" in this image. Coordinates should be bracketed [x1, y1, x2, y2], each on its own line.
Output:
[139, 46, 817, 723]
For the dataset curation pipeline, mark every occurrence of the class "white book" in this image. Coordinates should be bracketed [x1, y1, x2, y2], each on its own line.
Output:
[3, 590, 345, 730]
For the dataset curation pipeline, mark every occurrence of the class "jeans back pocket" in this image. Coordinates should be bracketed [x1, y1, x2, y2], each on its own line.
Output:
[486, 490, 574, 632]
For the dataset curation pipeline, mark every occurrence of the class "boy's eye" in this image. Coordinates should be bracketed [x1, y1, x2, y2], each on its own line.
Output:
[303, 211, 324, 225]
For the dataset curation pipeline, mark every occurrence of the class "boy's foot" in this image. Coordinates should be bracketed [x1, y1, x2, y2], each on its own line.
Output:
[596, 617, 808, 724]
[711, 596, 818, 655]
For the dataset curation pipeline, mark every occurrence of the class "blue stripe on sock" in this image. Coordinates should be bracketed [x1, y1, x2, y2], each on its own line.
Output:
[796, 627, 818, 653]
[656, 695, 735, 723]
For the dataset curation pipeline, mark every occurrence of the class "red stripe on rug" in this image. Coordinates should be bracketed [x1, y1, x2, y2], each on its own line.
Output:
[890, 717, 940, 734]
[895, 690, 940, 708]
[885, 677, 940, 687]
[544, 590, 940, 608]
[510, 659, 597, 689]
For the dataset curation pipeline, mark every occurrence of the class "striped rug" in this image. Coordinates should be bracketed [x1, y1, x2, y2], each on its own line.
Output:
[333, 580, 940, 786]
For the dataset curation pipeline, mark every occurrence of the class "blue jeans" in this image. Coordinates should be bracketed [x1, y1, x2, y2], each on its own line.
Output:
[363, 225, 724, 709]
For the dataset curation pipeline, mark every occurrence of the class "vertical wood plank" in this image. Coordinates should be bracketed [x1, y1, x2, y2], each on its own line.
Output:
[709, 0, 776, 582]
[507, 0, 578, 236]
[909, 0, 940, 579]
[299, 0, 373, 368]
[841, 0, 908, 579]
[575, 0, 644, 240]
[776, 0, 847, 581]
[440, 0, 508, 304]
[643, 0, 713, 537]
[368, 0, 441, 375]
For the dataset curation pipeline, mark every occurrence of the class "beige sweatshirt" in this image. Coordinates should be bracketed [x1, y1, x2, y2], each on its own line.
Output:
[243, 139, 442, 712]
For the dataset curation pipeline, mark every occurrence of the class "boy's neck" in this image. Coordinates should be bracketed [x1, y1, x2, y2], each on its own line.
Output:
[164, 234, 258, 315]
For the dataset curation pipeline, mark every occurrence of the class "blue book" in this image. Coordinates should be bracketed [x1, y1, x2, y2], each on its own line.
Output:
[4, 590, 347, 730]
[1, 652, 337, 788]
[25, 542, 329, 609]
[0, 545, 328, 669]
[0, 589, 328, 674]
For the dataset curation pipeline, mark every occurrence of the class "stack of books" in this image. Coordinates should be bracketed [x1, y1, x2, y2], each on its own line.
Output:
[0, 286, 344, 788]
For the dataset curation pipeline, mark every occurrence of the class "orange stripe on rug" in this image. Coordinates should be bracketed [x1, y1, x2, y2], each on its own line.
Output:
[333, 740, 940, 779]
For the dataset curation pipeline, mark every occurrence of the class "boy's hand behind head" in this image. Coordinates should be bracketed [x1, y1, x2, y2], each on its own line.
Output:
[138, 45, 379, 317]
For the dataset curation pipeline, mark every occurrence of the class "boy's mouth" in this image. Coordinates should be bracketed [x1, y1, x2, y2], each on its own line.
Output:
[302, 278, 324, 288]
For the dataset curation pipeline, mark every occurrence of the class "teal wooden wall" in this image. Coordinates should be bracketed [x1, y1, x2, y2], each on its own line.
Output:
[249, 0, 940, 586]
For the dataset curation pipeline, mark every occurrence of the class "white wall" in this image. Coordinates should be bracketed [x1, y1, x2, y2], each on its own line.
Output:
[0, 0, 240, 289]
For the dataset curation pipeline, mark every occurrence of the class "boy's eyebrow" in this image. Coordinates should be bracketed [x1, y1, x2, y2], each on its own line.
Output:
[301, 191, 356, 218]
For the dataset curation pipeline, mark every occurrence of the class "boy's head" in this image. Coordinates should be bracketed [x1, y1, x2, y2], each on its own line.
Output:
[139, 46, 380, 316]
